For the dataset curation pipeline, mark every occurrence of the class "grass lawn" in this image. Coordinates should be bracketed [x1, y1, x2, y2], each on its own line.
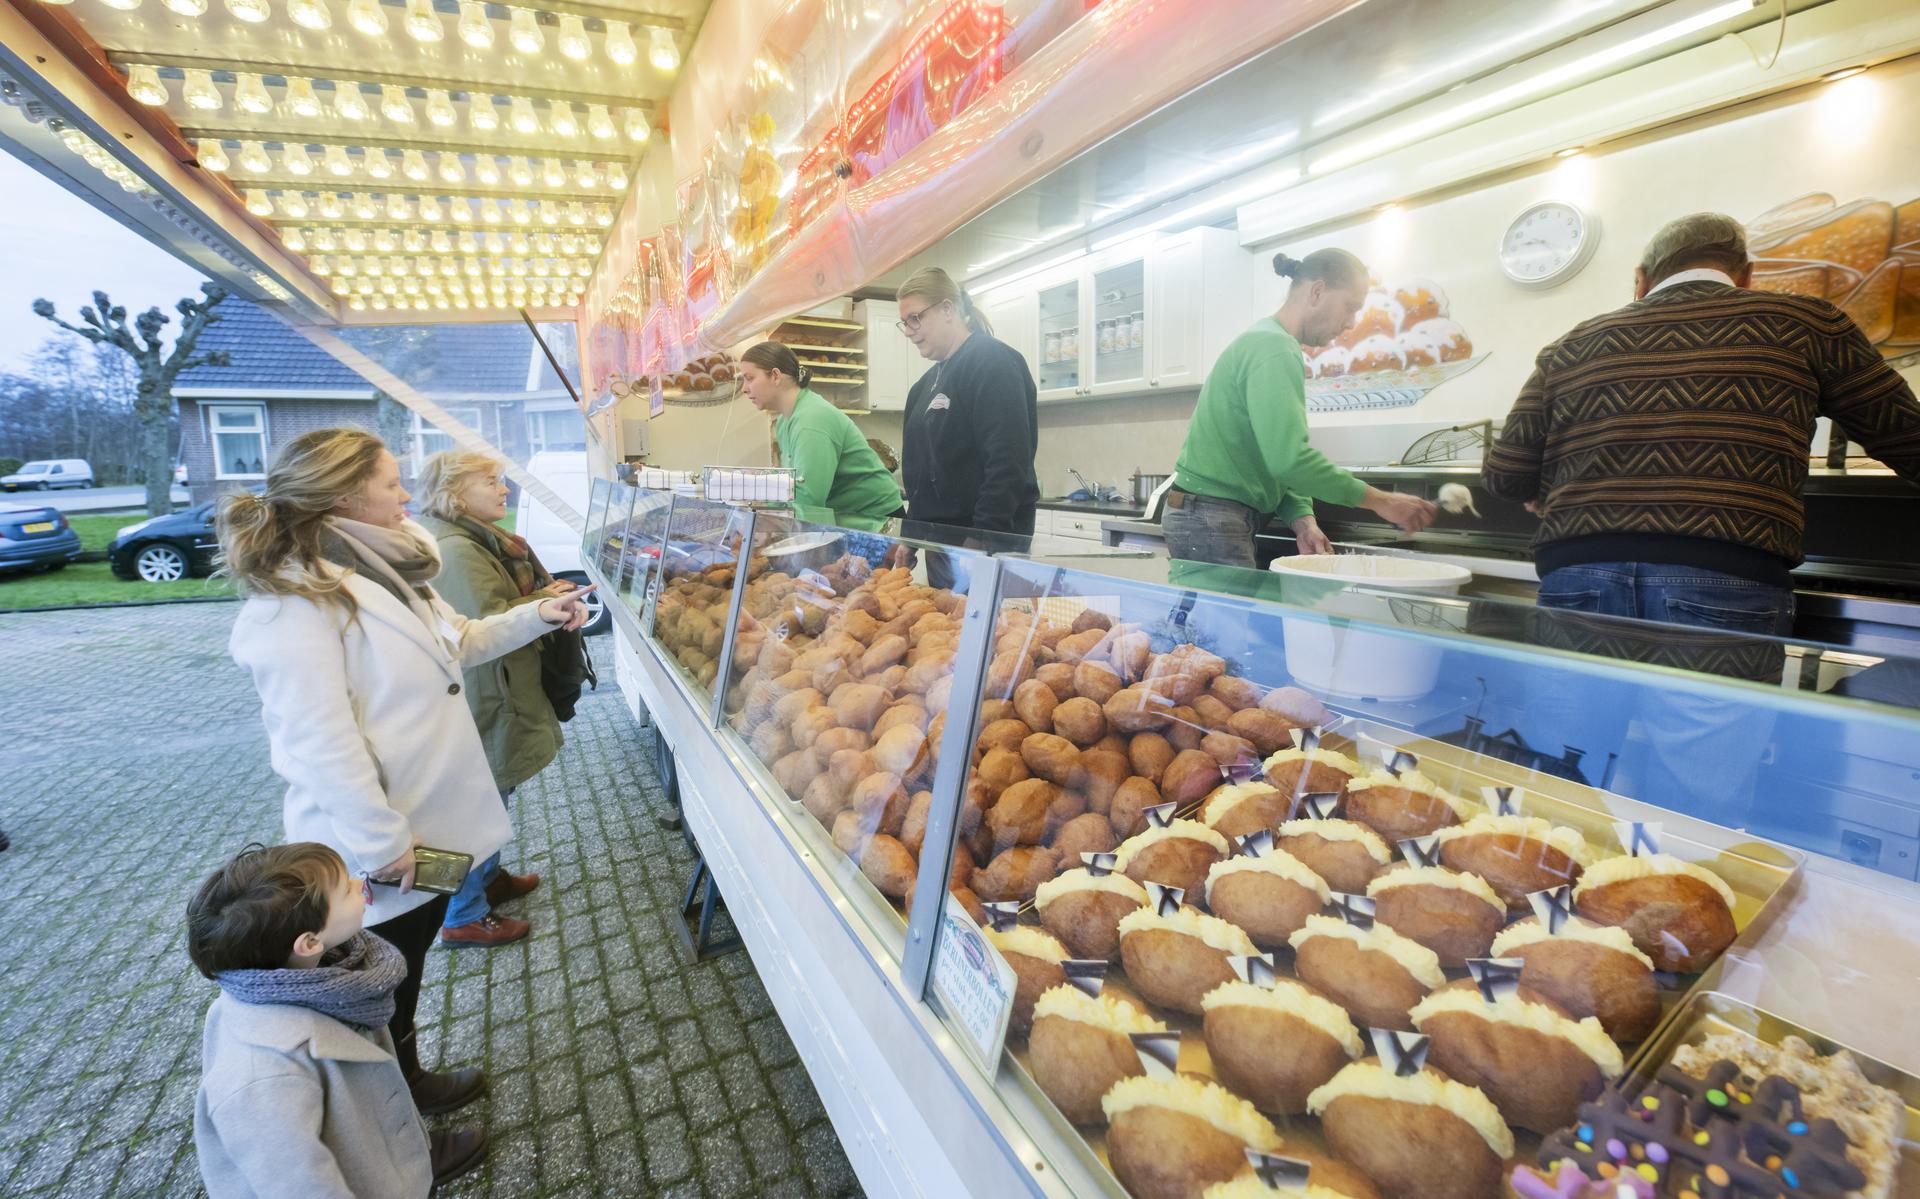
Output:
[0, 509, 234, 611]
[3, 508, 516, 610]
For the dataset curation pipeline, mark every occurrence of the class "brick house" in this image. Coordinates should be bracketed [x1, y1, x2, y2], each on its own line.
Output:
[174, 301, 584, 506]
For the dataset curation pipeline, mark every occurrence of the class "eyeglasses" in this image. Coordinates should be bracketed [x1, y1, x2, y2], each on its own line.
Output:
[895, 300, 947, 333]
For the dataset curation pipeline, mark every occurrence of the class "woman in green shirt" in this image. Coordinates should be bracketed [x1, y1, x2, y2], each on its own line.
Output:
[740, 341, 903, 525]
[1165, 248, 1436, 569]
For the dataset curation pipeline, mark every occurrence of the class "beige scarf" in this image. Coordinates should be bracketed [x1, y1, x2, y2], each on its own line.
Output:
[324, 516, 444, 632]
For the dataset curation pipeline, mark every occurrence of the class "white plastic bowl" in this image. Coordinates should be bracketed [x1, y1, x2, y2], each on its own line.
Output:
[1270, 553, 1470, 700]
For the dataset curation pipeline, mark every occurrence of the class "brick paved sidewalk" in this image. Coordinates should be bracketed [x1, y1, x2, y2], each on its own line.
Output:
[0, 602, 864, 1198]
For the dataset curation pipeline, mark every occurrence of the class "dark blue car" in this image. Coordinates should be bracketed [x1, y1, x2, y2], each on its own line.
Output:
[0, 504, 83, 574]
[108, 502, 221, 582]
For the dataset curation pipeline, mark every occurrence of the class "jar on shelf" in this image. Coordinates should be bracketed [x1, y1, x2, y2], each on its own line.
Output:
[1098, 319, 1115, 354]
[1130, 311, 1146, 350]
[1044, 332, 1061, 364]
[1062, 326, 1078, 358]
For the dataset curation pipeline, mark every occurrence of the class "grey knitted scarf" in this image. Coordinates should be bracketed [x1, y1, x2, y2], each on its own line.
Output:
[214, 931, 407, 1032]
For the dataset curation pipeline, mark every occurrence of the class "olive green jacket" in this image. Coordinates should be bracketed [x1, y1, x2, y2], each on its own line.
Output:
[419, 513, 561, 792]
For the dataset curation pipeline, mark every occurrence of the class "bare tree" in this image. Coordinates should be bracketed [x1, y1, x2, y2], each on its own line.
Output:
[33, 283, 230, 515]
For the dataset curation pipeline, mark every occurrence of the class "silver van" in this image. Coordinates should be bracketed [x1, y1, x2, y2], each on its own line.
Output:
[1, 459, 95, 491]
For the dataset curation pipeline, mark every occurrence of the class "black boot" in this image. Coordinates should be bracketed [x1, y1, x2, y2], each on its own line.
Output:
[395, 1030, 488, 1116]
[429, 1127, 487, 1187]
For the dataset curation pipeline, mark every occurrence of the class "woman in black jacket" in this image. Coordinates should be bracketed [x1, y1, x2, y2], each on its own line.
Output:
[896, 267, 1040, 536]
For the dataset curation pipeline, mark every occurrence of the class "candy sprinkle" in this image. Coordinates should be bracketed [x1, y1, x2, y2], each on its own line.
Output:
[1707, 1164, 1730, 1186]
[1787, 1120, 1808, 1135]
[1783, 1166, 1800, 1187]
[1607, 1138, 1627, 1160]
[1647, 1143, 1669, 1165]
[1636, 1163, 1659, 1182]
[1641, 1096, 1660, 1111]
[1707, 1088, 1728, 1107]
[1693, 1132, 1711, 1146]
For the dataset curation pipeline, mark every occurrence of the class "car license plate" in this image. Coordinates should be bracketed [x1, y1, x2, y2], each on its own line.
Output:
[22, 521, 54, 533]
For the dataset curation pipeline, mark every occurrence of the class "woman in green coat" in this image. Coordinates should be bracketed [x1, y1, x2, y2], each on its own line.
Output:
[417, 450, 569, 947]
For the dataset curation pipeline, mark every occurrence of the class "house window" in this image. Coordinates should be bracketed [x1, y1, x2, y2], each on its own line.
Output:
[209, 404, 268, 479]
[411, 408, 481, 471]
[527, 407, 587, 454]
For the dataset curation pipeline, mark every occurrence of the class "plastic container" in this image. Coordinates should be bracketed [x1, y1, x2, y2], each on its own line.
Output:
[1269, 553, 1471, 701]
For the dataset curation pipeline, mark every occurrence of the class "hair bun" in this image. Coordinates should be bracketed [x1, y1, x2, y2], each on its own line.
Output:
[1272, 253, 1302, 278]
[797, 365, 812, 387]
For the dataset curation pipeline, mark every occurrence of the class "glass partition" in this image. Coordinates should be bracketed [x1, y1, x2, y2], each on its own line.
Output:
[714, 508, 1001, 960]
[646, 496, 752, 705]
[589, 481, 636, 584]
[613, 488, 673, 620]
[919, 553, 1920, 1198]
[582, 477, 612, 571]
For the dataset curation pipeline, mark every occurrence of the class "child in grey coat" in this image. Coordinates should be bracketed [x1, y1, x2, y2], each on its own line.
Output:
[188, 843, 485, 1198]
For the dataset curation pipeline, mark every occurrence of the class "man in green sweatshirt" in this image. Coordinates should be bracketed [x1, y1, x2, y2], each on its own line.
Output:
[1165, 247, 1436, 569]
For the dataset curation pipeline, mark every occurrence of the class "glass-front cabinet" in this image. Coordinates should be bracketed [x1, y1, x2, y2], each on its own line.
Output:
[612, 502, 1920, 1199]
[1038, 278, 1083, 399]
[1089, 260, 1147, 394]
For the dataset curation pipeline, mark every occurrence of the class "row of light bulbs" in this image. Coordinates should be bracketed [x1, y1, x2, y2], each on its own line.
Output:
[335, 273, 582, 294]
[123, 68, 652, 143]
[311, 255, 592, 278]
[201, 141, 627, 190]
[57, 127, 154, 195]
[56, 0, 681, 71]
[242, 189, 615, 226]
[344, 291, 585, 313]
[281, 226, 598, 254]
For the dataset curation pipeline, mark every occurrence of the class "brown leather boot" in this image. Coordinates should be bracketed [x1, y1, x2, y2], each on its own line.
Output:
[396, 1031, 488, 1116]
[439, 912, 530, 948]
[484, 870, 541, 907]
[429, 1127, 487, 1186]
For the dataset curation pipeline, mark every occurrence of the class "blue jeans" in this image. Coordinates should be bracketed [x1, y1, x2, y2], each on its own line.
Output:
[443, 786, 512, 929]
[1535, 562, 1794, 637]
[443, 852, 502, 928]
[1534, 562, 1793, 832]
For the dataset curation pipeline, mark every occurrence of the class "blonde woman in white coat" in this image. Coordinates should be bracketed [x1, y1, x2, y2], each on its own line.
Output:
[217, 427, 593, 1124]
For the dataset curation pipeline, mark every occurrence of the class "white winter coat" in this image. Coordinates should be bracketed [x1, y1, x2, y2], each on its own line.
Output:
[230, 568, 554, 925]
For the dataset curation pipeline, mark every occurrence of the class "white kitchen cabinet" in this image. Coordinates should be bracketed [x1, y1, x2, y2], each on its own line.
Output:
[860, 299, 933, 412]
[971, 227, 1250, 404]
[990, 288, 1039, 385]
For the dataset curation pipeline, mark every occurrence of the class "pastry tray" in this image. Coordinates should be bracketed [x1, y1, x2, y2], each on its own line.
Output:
[1619, 990, 1920, 1199]
[990, 716, 1809, 1196]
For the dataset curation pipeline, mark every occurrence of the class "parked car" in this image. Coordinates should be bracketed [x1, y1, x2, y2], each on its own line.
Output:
[517, 451, 608, 636]
[1, 459, 94, 491]
[0, 504, 83, 573]
[109, 503, 220, 582]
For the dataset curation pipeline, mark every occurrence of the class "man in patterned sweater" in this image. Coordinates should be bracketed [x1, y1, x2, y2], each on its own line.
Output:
[1485, 212, 1920, 634]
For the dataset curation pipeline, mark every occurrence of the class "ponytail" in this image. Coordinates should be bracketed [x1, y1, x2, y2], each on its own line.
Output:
[1272, 247, 1368, 290]
[741, 340, 810, 388]
[897, 266, 992, 338]
[214, 426, 386, 612]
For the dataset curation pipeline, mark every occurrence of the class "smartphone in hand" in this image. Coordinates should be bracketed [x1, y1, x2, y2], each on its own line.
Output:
[369, 846, 474, 896]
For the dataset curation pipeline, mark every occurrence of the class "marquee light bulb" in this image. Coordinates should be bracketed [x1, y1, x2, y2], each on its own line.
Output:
[233, 72, 273, 115]
[469, 98, 500, 132]
[319, 194, 346, 219]
[125, 65, 169, 107]
[418, 195, 443, 221]
[404, 0, 443, 42]
[457, 0, 493, 48]
[541, 157, 566, 187]
[333, 85, 370, 121]
[225, 0, 269, 22]
[574, 160, 598, 189]
[283, 143, 315, 176]
[198, 139, 230, 172]
[402, 149, 429, 181]
[548, 104, 580, 138]
[508, 7, 543, 54]
[279, 192, 310, 218]
[244, 189, 273, 216]
[314, 228, 338, 250]
[557, 14, 590, 60]
[649, 27, 679, 72]
[287, 0, 329, 30]
[99, 0, 140, 10]
[509, 97, 540, 134]
[164, 0, 208, 15]
[450, 200, 474, 222]
[238, 139, 272, 172]
[508, 156, 533, 186]
[425, 88, 457, 127]
[286, 76, 323, 118]
[623, 108, 650, 142]
[474, 156, 501, 184]
[364, 149, 394, 179]
[605, 161, 627, 190]
[285, 229, 308, 252]
[603, 20, 636, 66]
[352, 193, 380, 219]
[182, 68, 222, 110]
[342, 227, 366, 250]
[586, 103, 616, 140]
[381, 85, 415, 124]
[347, 0, 388, 35]
[438, 153, 465, 184]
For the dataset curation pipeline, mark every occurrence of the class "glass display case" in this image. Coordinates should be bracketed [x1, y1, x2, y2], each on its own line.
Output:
[907, 554, 1920, 1199]
[612, 488, 673, 620]
[644, 495, 753, 708]
[619, 504, 1920, 1199]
